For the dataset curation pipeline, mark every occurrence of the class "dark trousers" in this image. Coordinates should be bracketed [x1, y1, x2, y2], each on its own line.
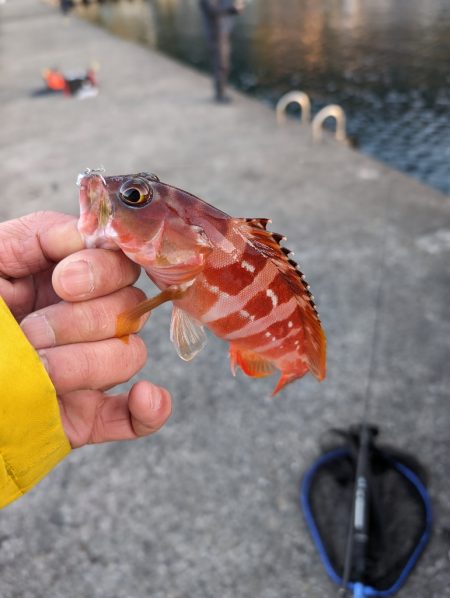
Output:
[200, 1, 236, 100]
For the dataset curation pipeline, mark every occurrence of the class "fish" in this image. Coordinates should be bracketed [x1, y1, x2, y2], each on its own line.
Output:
[77, 169, 326, 395]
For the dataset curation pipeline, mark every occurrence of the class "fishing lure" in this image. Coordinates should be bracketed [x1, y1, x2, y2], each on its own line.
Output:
[78, 170, 326, 395]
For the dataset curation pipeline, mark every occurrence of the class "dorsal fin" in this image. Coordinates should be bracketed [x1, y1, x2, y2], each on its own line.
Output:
[245, 217, 270, 230]
[238, 218, 326, 381]
[239, 219, 319, 310]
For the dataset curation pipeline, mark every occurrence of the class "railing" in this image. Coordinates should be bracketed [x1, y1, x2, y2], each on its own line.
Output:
[276, 91, 348, 145]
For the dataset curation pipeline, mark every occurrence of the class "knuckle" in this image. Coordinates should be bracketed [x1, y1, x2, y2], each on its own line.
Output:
[81, 300, 110, 338]
[78, 345, 95, 382]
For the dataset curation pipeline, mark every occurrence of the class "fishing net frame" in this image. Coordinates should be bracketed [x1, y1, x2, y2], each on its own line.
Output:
[300, 425, 432, 597]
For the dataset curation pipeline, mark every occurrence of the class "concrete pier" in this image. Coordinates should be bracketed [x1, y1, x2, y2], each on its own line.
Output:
[1, 1, 449, 596]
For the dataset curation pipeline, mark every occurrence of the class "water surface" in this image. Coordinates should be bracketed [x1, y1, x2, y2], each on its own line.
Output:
[76, 0, 450, 195]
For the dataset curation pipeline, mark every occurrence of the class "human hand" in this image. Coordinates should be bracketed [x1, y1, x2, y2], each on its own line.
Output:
[0, 211, 171, 448]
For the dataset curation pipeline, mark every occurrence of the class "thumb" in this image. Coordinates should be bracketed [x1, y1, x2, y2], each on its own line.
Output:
[0, 211, 84, 278]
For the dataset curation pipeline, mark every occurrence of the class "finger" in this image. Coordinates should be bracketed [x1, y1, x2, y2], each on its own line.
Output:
[21, 286, 148, 348]
[59, 382, 172, 448]
[52, 248, 141, 301]
[129, 380, 172, 437]
[0, 275, 34, 320]
[39, 335, 147, 395]
[0, 212, 83, 278]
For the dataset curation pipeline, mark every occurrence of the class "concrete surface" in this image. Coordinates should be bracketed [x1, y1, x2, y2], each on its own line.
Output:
[1, 1, 449, 596]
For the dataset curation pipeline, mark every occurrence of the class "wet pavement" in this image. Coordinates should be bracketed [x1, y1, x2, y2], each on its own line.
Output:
[1, 1, 450, 597]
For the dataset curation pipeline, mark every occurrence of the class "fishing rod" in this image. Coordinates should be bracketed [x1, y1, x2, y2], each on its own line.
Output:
[337, 180, 391, 598]
[339, 424, 372, 598]
[300, 183, 433, 598]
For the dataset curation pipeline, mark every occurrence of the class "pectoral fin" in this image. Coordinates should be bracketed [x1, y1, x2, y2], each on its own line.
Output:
[229, 344, 276, 378]
[116, 286, 186, 338]
[170, 306, 207, 361]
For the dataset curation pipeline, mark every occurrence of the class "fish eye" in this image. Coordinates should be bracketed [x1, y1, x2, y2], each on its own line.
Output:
[118, 178, 153, 207]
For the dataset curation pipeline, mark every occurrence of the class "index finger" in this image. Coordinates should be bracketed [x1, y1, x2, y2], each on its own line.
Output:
[52, 248, 141, 301]
[0, 211, 84, 278]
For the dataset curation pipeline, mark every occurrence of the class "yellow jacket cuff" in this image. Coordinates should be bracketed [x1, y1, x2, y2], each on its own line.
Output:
[0, 297, 71, 508]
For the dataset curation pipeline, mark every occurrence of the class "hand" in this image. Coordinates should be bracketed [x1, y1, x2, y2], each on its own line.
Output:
[0, 211, 171, 448]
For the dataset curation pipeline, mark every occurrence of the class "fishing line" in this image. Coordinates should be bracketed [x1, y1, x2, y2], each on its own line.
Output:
[360, 180, 394, 424]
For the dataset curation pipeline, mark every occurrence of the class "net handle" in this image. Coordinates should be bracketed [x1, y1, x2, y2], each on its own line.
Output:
[340, 425, 374, 593]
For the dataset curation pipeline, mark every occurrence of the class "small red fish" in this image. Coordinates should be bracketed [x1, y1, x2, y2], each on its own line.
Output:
[77, 170, 326, 395]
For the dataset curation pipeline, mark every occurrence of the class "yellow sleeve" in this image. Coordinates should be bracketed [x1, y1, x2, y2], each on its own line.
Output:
[0, 297, 71, 508]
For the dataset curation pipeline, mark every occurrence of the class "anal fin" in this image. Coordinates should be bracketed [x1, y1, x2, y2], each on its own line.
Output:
[229, 345, 276, 379]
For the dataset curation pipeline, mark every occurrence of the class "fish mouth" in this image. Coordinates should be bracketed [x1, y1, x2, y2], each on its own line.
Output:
[77, 171, 117, 249]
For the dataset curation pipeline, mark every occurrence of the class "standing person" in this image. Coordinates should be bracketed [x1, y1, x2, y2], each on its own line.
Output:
[199, 0, 245, 103]
[59, 0, 73, 15]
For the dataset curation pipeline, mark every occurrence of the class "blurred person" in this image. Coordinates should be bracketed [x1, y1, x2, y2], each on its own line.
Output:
[199, 0, 245, 103]
[0, 212, 172, 509]
[41, 66, 98, 98]
[59, 0, 74, 15]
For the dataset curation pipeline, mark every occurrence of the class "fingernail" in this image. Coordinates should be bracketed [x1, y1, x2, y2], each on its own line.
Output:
[148, 386, 162, 412]
[60, 260, 94, 297]
[21, 314, 55, 349]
